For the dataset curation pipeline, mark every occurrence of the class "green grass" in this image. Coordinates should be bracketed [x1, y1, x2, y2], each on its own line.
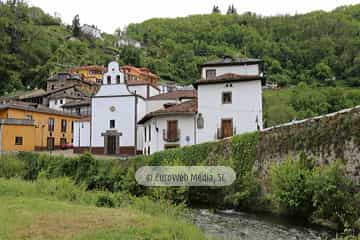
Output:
[0, 178, 207, 240]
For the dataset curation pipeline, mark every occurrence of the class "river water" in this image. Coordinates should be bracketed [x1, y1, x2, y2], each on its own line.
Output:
[192, 209, 335, 240]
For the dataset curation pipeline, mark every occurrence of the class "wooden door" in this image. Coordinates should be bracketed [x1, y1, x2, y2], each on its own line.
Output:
[47, 137, 55, 150]
[221, 119, 233, 138]
[167, 120, 178, 141]
[107, 136, 116, 155]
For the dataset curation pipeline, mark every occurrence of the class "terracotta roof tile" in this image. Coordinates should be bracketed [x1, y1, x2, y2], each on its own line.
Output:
[138, 99, 197, 124]
[0, 101, 80, 118]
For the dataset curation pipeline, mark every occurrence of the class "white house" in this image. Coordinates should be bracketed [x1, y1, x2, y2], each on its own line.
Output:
[195, 57, 264, 143]
[137, 56, 264, 152]
[89, 61, 146, 155]
[81, 24, 102, 39]
[73, 57, 265, 156]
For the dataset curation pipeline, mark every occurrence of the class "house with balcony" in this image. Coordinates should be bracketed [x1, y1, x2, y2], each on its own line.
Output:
[73, 56, 265, 156]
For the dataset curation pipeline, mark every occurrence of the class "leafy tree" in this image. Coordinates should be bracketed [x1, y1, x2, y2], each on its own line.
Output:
[72, 14, 81, 38]
[226, 5, 237, 15]
[212, 5, 221, 14]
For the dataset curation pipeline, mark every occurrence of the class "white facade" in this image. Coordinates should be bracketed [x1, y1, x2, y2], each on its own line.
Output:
[142, 114, 196, 155]
[201, 64, 259, 78]
[49, 98, 67, 111]
[196, 80, 263, 144]
[128, 85, 160, 99]
[75, 59, 264, 156]
[89, 61, 146, 154]
[81, 24, 102, 39]
[74, 120, 90, 147]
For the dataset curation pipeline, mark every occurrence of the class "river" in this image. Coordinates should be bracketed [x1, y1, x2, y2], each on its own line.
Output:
[192, 209, 335, 240]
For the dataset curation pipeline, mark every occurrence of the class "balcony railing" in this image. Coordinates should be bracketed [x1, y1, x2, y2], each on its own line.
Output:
[163, 129, 180, 142]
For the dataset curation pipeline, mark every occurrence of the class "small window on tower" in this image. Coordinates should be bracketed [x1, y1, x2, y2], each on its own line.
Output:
[206, 69, 216, 79]
[110, 120, 115, 129]
[107, 76, 111, 84]
[116, 75, 121, 84]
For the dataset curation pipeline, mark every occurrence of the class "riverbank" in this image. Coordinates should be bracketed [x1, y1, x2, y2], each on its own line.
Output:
[0, 178, 206, 240]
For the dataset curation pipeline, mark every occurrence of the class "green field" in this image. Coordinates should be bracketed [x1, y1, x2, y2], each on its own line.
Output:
[0, 178, 206, 240]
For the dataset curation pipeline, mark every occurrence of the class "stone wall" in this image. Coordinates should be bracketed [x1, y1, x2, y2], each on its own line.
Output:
[256, 106, 360, 185]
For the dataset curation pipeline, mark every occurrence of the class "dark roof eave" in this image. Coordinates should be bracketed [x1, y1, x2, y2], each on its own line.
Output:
[138, 111, 196, 124]
[200, 59, 263, 68]
[193, 77, 266, 88]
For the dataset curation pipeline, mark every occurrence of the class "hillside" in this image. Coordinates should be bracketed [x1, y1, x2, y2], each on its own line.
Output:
[126, 5, 360, 85]
[0, 1, 116, 95]
[2, 1, 360, 94]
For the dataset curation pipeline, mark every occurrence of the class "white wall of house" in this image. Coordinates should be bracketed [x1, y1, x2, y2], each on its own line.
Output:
[91, 95, 136, 147]
[149, 86, 160, 97]
[201, 64, 259, 78]
[128, 85, 160, 99]
[128, 85, 147, 98]
[49, 98, 66, 111]
[196, 80, 263, 144]
[74, 120, 90, 147]
[145, 99, 178, 113]
[142, 114, 196, 155]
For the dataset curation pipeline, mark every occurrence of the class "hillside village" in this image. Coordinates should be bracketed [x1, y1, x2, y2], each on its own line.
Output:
[0, 56, 264, 156]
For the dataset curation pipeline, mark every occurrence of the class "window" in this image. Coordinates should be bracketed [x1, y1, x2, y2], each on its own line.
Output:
[15, 136, 23, 145]
[148, 147, 150, 155]
[51, 85, 55, 90]
[110, 120, 115, 129]
[61, 119, 67, 132]
[48, 118, 55, 132]
[55, 100, 58, 105]
[149, 125, 151, 141]
[60, 99, 63, 104]
[222, 92, 232, 104]
[25, 115, 33, 120]
[71, 121, 74, 133]
[107, 76, 111, 84]
[206, 69, 216, 79]
[144, 126, 147, 142]
[116, 75, 121, 84]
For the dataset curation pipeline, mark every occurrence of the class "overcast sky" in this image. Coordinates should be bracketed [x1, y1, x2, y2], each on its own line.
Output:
[28, 0, 359, 33]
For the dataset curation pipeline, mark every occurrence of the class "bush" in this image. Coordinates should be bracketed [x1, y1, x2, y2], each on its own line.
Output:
[0, 154, 25, 178]
[270, 158, 314, 217]
[96, 194, 115, 208]
[309, 162, 359, 230]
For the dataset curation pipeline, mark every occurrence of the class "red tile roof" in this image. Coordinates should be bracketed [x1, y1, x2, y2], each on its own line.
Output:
[147, 90, 197, 101]
[138, 99, 197, 124]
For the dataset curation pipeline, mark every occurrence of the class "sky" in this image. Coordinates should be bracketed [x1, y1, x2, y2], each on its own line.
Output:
[29, 0, 359, 33]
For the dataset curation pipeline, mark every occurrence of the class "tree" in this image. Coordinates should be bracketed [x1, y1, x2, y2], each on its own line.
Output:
[226, 4, 237, 15]
[212, 5, 220, 14]
[72, 14, 81, 37]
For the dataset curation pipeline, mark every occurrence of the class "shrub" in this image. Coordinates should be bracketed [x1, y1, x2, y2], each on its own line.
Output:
[270, 158, 314, 217]
[75, 153, 98, 183]
[96, 194, 115, 208]
[0, 154, 25, 178]
[309, 161, 358, 230]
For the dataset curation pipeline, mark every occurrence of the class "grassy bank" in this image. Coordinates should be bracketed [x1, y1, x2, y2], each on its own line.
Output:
[0, 177, 207, 240]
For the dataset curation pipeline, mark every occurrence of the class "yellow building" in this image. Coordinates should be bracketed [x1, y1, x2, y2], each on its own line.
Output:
[0, 102, 80, 152]
[69, 65, 106, 84]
